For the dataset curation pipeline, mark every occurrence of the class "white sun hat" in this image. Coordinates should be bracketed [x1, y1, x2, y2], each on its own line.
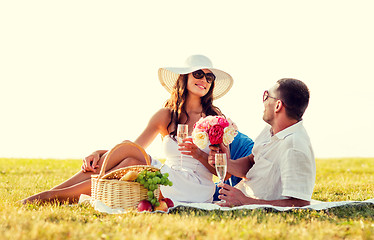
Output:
[158, 55, 234, 100]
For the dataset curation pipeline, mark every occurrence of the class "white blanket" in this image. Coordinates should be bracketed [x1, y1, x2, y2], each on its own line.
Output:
[78, 194, 374, 214]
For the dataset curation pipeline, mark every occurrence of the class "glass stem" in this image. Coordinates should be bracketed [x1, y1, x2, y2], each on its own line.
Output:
[180, 154, 183, 169]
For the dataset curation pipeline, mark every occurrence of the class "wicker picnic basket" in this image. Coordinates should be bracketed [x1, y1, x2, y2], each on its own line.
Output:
[91, 141, 160, 209]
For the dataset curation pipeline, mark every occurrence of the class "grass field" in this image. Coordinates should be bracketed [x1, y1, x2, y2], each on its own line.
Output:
[0, 158, 373, 239]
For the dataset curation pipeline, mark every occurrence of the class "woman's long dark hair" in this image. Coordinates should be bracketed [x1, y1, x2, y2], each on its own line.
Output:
[164, 74, 222, 139]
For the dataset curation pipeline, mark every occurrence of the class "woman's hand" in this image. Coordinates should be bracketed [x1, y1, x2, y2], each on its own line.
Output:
[81, 151, 101, 173]
[178, 137, 207, 161]
[208, 143, 229, 167]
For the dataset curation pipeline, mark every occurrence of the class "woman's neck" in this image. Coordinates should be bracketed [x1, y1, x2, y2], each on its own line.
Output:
[184, 96, 203, 114]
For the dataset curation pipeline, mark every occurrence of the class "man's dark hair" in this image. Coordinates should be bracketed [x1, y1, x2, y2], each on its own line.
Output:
[276, 78, 310, 121]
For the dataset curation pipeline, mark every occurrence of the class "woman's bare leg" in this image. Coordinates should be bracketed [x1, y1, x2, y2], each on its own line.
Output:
[50, 171, 93, 190]
[21, 157, 144, 204]
[50, 153, 108, 190]
[22, 179, 92, 204]
[51, 143, 148, 190]
[21, 142, 149, 204]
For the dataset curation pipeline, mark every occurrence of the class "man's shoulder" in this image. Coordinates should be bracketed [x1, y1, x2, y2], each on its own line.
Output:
[254, 124, 272, 141]
[288, 123, 311, 144]
[281, 131, 312, 155]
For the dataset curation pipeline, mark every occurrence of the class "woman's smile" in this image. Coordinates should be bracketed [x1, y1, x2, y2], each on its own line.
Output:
[195, 82, 207, 90]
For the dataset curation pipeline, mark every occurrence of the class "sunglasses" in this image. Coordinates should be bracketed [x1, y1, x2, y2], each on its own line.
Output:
[263, 90, 290, 109]
[263, 90, 278, 102]
[192, 70, 216, 84]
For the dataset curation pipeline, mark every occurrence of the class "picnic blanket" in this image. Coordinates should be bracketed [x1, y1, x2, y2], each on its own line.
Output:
[78, 194, 374, 214]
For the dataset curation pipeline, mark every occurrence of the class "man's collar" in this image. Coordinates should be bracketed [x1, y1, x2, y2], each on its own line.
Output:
[272, 120, 303, 140]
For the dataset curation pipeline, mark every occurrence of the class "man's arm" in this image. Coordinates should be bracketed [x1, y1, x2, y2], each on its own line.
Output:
[208, 145, 255, 178]
[226, 154, 255, 178]
[216, 183, 310, 207]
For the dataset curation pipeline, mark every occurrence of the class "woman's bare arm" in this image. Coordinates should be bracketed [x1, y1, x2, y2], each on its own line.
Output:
[134, 108, 170, 149]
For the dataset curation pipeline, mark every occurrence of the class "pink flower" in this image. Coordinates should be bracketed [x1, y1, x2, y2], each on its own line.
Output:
[195, 118, 210, 132]
[217, 117, 230, 128]
[208, 116, 219, 127]
[208, 125, 224, 145]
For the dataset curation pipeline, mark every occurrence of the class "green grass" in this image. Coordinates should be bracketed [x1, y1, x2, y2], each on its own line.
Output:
[1, 158, 373, 240]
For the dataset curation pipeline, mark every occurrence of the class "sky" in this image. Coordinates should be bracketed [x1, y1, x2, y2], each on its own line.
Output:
[1, 0, 374, 160]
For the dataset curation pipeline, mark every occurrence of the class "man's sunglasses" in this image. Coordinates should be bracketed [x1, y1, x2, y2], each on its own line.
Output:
[263, 90, 289, 108]
[192, 70, 216, 84]
[263, 90, 278, 102]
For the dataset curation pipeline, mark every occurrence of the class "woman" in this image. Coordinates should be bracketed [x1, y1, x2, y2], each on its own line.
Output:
[21, 55, 233, 204]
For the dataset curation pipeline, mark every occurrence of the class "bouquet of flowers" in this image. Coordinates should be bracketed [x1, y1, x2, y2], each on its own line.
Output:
[192, 116, 238, 149]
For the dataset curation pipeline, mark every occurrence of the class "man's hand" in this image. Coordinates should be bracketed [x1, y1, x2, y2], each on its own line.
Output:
[216, 183, 250, 207]
[216, 183, 311, 207]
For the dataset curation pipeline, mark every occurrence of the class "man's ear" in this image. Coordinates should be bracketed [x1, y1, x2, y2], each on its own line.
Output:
[274, 100, 283, 113]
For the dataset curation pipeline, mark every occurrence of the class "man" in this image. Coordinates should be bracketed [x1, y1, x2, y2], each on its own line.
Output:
[209, 78, 315, 207]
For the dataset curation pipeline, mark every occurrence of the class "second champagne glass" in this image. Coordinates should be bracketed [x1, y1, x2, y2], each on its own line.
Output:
[177, 124, 188, 170]
[215, 153, 227, 203]
[215, 153, 227, 185]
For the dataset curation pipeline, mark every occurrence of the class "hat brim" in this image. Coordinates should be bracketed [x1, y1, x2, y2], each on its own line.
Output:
[158, 66, 233, 100]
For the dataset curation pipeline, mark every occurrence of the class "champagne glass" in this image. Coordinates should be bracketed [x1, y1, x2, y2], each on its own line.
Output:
[215, 153, 227, 185]
[215, 153, 227, 202]
[177, 124, 188, 170]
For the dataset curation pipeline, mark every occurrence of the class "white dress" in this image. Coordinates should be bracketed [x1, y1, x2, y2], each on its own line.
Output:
[151, 135, 215, 203]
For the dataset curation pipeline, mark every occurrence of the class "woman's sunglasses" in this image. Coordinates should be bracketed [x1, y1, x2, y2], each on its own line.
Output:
[192, 70, 216, 84]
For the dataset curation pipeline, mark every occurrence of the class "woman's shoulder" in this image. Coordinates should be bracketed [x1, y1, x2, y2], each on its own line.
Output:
[153, 108, 172, 118]
[150, 108, 172, 136]
[149, 108, 172, 125]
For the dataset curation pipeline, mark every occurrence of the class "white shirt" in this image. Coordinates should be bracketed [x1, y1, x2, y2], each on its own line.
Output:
[235, 121, 316, 201]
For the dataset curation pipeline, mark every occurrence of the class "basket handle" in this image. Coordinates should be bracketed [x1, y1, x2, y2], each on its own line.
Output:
[98, 141, 151, 179]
